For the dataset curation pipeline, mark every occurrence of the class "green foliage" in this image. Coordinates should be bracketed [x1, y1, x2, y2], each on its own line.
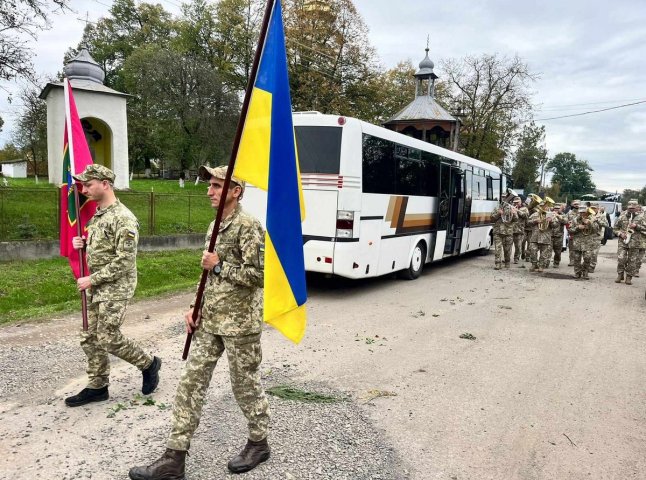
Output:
[266, 385, 341, 403]
[511, 122, 547, 191]
[547, 152, 596, 197]
[16, 215, 37, 239]
[0, 249, 203, 324]
[621, 188, 646, 207]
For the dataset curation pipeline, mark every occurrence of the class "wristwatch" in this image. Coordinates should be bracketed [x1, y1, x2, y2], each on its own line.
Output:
[212, 262, 222, 275]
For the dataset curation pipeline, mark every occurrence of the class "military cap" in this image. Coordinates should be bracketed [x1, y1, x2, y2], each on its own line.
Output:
[578, 206, 588, 213]
[627, 200, 638, 207]
[198, 165, 245, 191]
[571, 199, 581, 206]
[512, 196, 521, 202]
[72, 164, 115, 183]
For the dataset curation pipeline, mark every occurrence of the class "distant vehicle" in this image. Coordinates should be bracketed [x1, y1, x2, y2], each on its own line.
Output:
[244, 112, 506, 280]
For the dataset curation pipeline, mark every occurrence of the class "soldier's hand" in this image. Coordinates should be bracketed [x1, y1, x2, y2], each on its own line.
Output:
[629, 223, 637, 229]
[498, 208, 503, 215]
[76, 276, 91, 291]
[72, 236, 86, 250]
[201, 250, 220, 270]
[185, 308, 197, 334]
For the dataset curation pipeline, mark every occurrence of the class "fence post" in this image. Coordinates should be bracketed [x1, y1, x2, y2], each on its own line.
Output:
[149, 191, 155, 235]
[188, 194, 191, 232]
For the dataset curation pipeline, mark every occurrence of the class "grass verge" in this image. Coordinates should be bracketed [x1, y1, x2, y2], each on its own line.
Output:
[0, 249, 203, 325]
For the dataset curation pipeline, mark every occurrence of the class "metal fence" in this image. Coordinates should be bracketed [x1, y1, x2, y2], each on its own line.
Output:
[0, 187, 214, 242]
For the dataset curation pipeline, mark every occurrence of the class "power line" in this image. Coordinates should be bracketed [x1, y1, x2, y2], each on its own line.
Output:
[533, 99, 646, 122]
[534, 97, 646, 110]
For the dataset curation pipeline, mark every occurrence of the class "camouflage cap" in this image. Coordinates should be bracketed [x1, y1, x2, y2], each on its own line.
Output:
[512, 196, 521, 202]
[627, 200, 638, 207]
[198, 165, 245, 191]
[571, 199, 581, 206]
[72, 164, 115, 183]
[578, 206, 588, 213]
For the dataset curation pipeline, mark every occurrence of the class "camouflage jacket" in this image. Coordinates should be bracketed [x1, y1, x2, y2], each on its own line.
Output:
[594, 213, 609, 239]
[614, 212, 646, 249]
[528, 211, 552, 244]
[550, 213, 567, 237]
[524, 207, 537, 232]
[513, 206, 529, 234]
[198, 205, 265, 336]
[87, 200, 139, 302]
[570, 214, 599, 250]
[491, 204, 518, 235]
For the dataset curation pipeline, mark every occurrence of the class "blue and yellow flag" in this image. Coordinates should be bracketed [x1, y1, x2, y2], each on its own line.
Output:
[233, 0, 307, 343]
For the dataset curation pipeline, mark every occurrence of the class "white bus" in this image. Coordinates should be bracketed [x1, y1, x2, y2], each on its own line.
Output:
[244, 112, 506, 280]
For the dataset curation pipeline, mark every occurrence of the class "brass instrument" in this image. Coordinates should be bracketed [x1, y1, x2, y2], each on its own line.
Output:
[526, 193, 542, 213]
[500, 188, 518, 223]
[623, 212, 635, 245]
[537, 197, 555, 231]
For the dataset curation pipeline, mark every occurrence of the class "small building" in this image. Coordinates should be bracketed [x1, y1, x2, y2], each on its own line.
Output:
[40, 48, 130, 188]
[0, 159, 28, 178]
[384, 47, 459, 151]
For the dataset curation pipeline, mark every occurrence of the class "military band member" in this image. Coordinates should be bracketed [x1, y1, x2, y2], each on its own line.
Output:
[65, 165, 161, 407]
[614, 200, 646, 285]
[566, 199, 581, 266]
[634, 205, 645, 277]
[522, 195, 539, 261]
[129, 166, 270, 480]
[549, 203, 568, 268]
[527, 201, 554, 272]
[490, 192, 518, 270]
[588, 203, 607, 273]
[570, 206, 599, 279]
[512, 196, 529, 265]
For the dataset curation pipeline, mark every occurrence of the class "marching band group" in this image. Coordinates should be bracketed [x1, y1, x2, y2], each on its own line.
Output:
[490, 190, 646, 283]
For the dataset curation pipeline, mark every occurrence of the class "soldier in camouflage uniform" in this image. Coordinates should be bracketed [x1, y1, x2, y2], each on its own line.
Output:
[521, 197, 535, 261]
[527, 202, 554, 272]
[588, 203, 607, 273]
[490, 198, 518, 270]
[65, 165, 161, 408]
[129, 166, 270, 480]
[512, 197, 529, 265]
[634, 205, 645, 277]
[570, 206, 599, 279]
[566, 199, 581, 266]
[548, 203, 567, 268]
[613, 200, 646, 285]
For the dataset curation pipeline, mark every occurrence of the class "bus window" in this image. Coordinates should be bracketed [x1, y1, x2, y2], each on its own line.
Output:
[362, 134, 395, 194]
[295, 126, 342, 174]
[421, 151, 440, 196]
[473, 174, 486, 200]
[491, 176, 500, 200]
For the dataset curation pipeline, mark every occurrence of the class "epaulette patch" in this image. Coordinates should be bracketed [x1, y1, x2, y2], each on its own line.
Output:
[127, 230, 136, 239]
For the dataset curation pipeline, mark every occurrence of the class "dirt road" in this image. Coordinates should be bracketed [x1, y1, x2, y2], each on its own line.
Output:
[1, 242, 645, 479]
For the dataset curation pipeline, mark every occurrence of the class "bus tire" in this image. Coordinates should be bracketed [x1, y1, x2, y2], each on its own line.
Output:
[401, 241, 426, 280]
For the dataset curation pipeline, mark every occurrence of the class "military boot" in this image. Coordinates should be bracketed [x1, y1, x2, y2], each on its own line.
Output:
[65, 386, 109, 407]
[552, 263, 559, 268]
[615, 273, 624, 283]
[582, 271, 589, 280]
[128, 448, 186, 480]
[142, 356, 162, 395]
[529, 264, 537, 272]
[625, 275, 633, 285]
[227, 438, 271, 474]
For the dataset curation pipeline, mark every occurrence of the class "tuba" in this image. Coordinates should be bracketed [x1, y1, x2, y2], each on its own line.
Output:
[526, 193, 542, 213]
[537, 197, 555, 231]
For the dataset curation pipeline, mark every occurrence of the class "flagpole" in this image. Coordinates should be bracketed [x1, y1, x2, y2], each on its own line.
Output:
[182, 0, 276, 360]
[64, 79, 89, 331]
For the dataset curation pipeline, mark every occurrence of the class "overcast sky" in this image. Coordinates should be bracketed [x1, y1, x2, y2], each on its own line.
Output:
[2, 0, 644, 192]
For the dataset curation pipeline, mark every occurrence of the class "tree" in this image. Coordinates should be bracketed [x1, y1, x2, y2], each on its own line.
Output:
[547, 152, 596, 198]
[510, 122, 546, 192]
[122, 46, 240, 171]
[440, 53, 538, 167]
[12, 83, 48, 177]
[0, 0, 69, 83]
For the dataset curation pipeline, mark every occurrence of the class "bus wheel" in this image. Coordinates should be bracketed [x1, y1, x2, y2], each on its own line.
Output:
[401, 242, 426, 280]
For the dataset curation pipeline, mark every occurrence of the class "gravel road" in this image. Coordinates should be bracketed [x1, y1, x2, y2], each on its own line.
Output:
[1, 241, 645, 480]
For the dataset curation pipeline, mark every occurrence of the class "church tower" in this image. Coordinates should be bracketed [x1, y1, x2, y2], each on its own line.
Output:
[383, 46, 459, 151]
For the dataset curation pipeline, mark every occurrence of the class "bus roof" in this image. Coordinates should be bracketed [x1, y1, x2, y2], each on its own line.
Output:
[292, 112, 503, 174]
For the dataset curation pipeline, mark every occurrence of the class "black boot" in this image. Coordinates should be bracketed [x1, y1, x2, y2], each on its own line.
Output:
[65, 386, 109, 407]
[129, 448, 186, 480]
[227, 438, 271, 474]
[142, 356, 162, 395]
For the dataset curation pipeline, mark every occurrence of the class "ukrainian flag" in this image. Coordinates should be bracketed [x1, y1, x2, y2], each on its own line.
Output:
[233, 0, 307, 343]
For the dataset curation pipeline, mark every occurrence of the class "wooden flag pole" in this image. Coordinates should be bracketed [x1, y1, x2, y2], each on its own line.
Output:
[182, 0, 276, 360]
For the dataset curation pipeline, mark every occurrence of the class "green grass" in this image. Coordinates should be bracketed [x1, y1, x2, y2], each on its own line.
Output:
[0, 249, 203, 325]
[0, 179, 215, 240]
[266, 385, 342, 403]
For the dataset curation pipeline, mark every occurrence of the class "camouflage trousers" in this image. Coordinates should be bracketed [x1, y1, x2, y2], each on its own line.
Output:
[568, 236, 575, 264]
[80, 300, 153, 389]
[512, 233, 524, 262]
[617, 245, 640, 277]
[590, 239, 602, 269]
[551, 236, 563, 266]
[494, 233, 514, 267]
[572, 247, 592, 275]
[167, 330, 270, 451]
[637, 249, 645, 273]
[522, 231, 532, 260]
[530, 242, 552, 269]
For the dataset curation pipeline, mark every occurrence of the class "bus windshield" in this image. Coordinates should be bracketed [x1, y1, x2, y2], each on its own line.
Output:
[295, 126, 342, 174]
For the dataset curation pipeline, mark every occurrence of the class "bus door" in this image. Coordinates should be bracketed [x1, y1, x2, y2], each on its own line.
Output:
[441, 164, 466, 255]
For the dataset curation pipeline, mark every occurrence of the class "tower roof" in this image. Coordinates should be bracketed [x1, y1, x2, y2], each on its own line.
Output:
[385, 95, 456, 123]
[415, 48, 438, 80]
[64, 47, 105, 84]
